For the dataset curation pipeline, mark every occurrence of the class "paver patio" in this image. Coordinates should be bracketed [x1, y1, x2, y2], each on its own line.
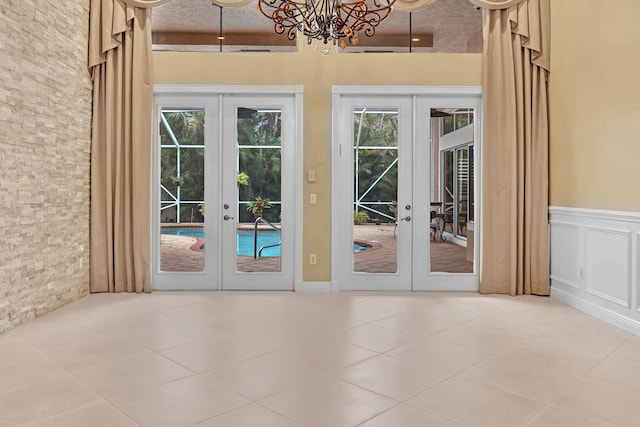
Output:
[160, 224, 472, 275]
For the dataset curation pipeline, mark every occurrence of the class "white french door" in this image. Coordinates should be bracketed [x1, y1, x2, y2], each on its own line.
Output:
[152, 89, 299, 291]
[221, 95, 296, 290]
[334, 96, 414, 290]
[332, 88, 481, 291]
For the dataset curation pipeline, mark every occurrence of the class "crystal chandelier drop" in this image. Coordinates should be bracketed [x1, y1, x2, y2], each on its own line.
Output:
[257, 0, 395, 52]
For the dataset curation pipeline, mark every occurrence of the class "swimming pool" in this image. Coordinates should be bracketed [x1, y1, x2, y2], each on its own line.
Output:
[161, 227, 369, 256]
[162, 228, 281, 257]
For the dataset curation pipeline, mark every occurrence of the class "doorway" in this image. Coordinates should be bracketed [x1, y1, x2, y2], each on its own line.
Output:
[332, 87, 481, 291]
[153, 88, 301, 290]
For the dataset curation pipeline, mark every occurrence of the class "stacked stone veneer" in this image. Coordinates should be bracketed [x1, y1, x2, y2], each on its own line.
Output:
[0, 1, 92, 333]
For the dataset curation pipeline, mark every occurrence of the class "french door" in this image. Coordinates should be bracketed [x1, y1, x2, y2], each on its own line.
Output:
[332, 88, 481, 291]
[153, 90, 299, 290]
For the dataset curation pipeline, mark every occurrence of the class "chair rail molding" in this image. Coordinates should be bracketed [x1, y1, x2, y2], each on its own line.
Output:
[549, 206, 640, 335]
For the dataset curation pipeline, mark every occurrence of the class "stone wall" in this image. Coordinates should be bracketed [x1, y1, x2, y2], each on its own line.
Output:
[0, 1, 92, 333]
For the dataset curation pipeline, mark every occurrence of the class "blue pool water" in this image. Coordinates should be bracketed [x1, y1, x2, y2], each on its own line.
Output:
[162, 228, 281, 257]
[353, 244, 369, 252]
[162, 227, 369, 256]
[162, 228, 206, 239]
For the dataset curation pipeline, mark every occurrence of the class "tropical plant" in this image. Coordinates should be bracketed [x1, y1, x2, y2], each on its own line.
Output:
[246, 196, 272, 216]
[236, 172, 250, 186]
[353, 210, 369, 225]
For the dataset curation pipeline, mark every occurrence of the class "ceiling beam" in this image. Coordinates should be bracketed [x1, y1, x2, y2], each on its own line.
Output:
[153, 31, 295, 46]
[152, 31, 433, 48]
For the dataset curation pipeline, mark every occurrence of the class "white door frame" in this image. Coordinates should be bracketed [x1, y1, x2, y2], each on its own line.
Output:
[221, 94, 297, 290]
[152, 85, 303, 291]
[331, 86, 482, 292]
[333, 94, 414, 291]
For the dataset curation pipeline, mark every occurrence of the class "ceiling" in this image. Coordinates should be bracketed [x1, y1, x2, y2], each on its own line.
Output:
[151, 0, 482, 53]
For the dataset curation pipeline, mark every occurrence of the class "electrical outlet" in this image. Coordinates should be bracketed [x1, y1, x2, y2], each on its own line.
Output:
[310, 193, 317, 204]
[310, 254, 317, 265]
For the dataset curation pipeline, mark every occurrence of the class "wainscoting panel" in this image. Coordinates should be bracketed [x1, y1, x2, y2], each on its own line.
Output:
[549, 221, 580, 289]
[550, 207, 640, 335]
[584, 227, 632, 308]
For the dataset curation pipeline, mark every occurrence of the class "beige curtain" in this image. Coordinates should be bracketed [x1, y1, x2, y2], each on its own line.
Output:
[88, 0, 156, 293]
[478, 0, 550, 295]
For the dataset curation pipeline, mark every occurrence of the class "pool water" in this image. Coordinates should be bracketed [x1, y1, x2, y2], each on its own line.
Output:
[162, 227, 369, 256]
[162, 228, 281, 257]
[161, 228, 206, 239]
[237, 231, 281, 257]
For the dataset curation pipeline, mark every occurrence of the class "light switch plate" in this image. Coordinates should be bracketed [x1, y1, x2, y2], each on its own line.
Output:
[307, 169, 316, 182]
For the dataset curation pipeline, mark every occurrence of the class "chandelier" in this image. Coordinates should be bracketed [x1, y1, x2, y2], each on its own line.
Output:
[257, 0, 395, 51]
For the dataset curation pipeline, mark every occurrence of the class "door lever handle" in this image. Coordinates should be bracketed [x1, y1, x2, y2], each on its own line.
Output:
[400, 216, 411, 222]
[223, 215, 234, 221]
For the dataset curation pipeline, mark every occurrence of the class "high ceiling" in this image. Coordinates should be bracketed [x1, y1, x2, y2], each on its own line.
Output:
[151, 0, 482, 53]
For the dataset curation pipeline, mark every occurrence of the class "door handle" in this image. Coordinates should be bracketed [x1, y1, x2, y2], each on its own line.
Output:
[400, 216, 411, 222]
[223, 215, 234, 221]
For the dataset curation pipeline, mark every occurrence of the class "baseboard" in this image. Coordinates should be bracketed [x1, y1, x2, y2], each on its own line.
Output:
[295, 281, 334, 292]
[552, 287, 640, 336]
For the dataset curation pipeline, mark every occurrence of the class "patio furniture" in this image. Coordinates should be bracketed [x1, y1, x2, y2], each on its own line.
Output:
[430, 202, 446, 241]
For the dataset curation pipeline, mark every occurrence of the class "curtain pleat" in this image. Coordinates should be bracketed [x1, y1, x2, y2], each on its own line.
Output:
[478, 0, 550, 295]
[89, 1, 152, 293]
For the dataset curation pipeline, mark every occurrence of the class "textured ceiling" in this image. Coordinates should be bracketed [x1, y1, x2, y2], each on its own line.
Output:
[151, 0, 482, 52]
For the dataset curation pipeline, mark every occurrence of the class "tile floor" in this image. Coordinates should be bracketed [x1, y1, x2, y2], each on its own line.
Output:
[2, 291, 638, 427]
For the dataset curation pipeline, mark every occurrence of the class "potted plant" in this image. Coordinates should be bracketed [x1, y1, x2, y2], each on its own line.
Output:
[247, 196, 272, 218]
[237, 172, 250, 186]
[353, 210, 369, 225]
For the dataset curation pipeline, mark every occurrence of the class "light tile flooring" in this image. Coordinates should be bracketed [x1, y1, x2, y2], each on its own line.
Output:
[2, 291, 638, 427]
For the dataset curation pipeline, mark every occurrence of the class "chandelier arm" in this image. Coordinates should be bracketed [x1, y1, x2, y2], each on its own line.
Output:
[340, 0, 393, 39]
[258, 0, 305, 40]
[340, 3, 369, 36]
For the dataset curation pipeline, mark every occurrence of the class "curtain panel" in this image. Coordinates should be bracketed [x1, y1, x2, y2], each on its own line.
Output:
[478, 0, 550, 295]
[88, 0, 153, 293]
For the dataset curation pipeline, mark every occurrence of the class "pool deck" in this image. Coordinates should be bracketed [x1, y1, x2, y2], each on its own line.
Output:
[160, 224, 472, 275]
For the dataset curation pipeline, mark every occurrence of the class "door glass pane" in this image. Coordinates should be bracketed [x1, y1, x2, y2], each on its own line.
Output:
[443, 150, 454, 232]
[469, 145, 475, 222]
[159, 109, 205, 272]
[429, 107, 474, 273]
[352, 108, 398, 273]
[456, 147, 469, 238]
[236, 108, 282, 272]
